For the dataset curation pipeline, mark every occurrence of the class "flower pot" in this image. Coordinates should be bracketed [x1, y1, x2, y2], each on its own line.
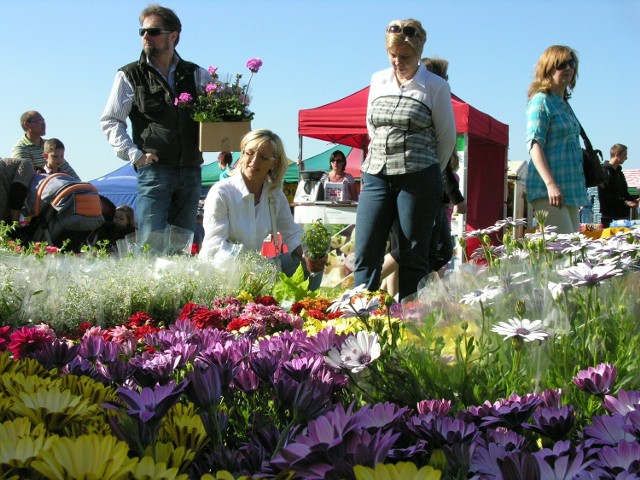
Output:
[304, 255, 328, 273]
[199, 121, 252, 152]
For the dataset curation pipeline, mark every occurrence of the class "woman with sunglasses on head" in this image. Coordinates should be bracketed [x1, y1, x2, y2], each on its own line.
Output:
[321, 150, 358, 201]
[526, 45, 587, 233]
[199, 129, 321, 289]
[354, 18, 456, 301]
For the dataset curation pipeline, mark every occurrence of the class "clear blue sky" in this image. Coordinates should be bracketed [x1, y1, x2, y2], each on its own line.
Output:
[1, 0, 638, 182]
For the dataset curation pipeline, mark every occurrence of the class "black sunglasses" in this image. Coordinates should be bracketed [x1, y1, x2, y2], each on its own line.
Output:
[139, 27, 174, 37]
[387, 25, 417, 37]
[330, 158, 346, 163]
[556, 59, 576, 71]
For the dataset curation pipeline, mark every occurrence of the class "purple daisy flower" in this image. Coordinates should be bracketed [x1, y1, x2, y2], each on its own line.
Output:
[524, 405, 576, 441]
[573, 363, 617, 396]
[603, 389, 640, 416]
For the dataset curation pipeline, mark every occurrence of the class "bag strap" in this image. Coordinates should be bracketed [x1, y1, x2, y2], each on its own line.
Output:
[268, 194, 281, 256]
[566, 102, 594, 151]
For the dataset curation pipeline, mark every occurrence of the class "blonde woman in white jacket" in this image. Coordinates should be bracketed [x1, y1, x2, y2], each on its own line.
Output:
[199, 129, 320, 289]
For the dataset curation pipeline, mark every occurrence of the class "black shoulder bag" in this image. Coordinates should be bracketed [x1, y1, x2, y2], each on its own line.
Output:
[568, 105, 606, 188]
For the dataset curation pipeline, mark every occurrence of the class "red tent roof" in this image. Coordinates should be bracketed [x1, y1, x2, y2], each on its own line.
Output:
[298, 86, 509, 148]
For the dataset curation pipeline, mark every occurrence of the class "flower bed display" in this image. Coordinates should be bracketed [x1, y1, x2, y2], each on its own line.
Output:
[2, 216, 640, 478]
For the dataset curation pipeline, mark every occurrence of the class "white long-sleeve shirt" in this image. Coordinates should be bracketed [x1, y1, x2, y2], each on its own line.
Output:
[199, 172, 301, 258]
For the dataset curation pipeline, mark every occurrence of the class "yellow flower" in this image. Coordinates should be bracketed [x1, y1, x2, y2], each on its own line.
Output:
[236, 291, 254, 304]
[354, 462, 441, 480]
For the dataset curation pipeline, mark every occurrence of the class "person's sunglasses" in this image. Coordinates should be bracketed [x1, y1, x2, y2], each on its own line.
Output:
[330, 158, 346, 163]
[139, 28, 173, 37]
[556, 59, 576, 71]
[387, 24, 417, 37]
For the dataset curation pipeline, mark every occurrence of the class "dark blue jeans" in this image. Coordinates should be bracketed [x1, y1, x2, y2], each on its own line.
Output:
[429, 203, 454, 272]
[354, 165, 443, 300]
[136, 164, 201, 250]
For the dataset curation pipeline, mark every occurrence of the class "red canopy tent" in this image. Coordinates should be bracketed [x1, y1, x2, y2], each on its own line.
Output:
[298, 86, 509, 232]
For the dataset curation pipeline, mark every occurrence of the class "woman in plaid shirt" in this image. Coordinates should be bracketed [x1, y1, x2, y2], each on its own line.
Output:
[526, 45, 588, 233]
[354, 18, 456, 301]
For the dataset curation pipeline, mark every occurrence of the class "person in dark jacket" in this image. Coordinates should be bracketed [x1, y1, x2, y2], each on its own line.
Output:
[597, 144, 637, 227]
[100, 4, 208, 251]
[0, 158, 34, 224]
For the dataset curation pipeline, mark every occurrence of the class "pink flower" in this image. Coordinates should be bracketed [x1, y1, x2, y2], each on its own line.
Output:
[246, 58, 263, 73]
[208, 66, 218, 76]
[83, 326, 104, 338]
[8, 326, 54, 359]
[175, 92, 193, 106]
[205, 83, 218, 94]
[0, 326, 11, 351]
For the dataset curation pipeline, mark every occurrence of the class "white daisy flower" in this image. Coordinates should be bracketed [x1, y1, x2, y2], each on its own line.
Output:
[491, 318, 549, 342]
[548, 281, 573, 300]
[340, 296, 380, 318]
[323, 347, 344, 370]
[557, 261, 623, 286]
[327, 284, 368, 313]
[459, 285, 503, 305]
[340, 331, 381, 373]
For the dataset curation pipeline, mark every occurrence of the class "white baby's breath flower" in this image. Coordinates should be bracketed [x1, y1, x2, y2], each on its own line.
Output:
[491, 318, 549, 342]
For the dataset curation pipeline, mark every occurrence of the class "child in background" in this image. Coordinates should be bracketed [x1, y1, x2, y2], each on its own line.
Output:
[113, 205, 136, 230]
[42, 138, 80, 179]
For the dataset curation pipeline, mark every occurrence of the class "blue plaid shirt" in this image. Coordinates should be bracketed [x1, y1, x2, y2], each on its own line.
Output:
[525, 92, 588, 207]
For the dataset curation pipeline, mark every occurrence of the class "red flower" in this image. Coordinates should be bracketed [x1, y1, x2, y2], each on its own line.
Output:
[0, 325, 11, 351]
[291, 302, 304, 315]
[178, 302, 206, 321]
[191, 309, 224, 330]
[133, 324, 161, 339]
[254, 296, 278, 306]
[63, 321, 93, 341]
[227, 318, 251, 332]
[327, 312, 343, 320]
[8, 326, 54, 359]
[306, 309, 326, 320]
[128, 311, 154, 327]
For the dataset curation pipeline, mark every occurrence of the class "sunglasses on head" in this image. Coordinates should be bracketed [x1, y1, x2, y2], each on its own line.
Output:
[556, 59, 576, 71]
[139, 27, 174, 37]
[387, 24, 417, 37]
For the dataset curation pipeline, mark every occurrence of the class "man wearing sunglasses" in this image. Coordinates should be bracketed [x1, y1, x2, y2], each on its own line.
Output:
[101, 4, 208, 252]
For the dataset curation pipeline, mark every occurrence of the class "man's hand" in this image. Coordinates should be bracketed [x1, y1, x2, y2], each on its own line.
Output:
[134, 153, 158, 168]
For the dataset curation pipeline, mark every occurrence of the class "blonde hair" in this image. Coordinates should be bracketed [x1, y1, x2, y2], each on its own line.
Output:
[527, 45, 579, 101]
[238, 129, 288, 192]
[385, 18, 427, 57]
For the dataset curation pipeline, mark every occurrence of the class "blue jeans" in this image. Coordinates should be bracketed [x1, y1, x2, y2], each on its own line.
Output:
[136, 164, 201, 250]
[429, 203, 454, 272]
[355, 165, 443, 300]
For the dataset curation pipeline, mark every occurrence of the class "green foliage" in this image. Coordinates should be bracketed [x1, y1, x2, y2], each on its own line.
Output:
[271, 264, 311, 304]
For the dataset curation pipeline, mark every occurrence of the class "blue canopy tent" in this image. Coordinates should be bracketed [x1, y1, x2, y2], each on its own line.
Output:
[90, 163, 138, 208]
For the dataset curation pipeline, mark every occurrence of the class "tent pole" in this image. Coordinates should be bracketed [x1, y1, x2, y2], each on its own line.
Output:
[298, 135, 304, 177]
